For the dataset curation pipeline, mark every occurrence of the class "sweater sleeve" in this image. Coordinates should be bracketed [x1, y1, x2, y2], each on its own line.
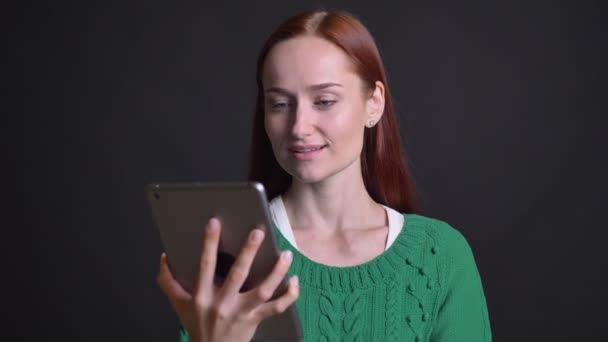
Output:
[430, 221, 492, 342]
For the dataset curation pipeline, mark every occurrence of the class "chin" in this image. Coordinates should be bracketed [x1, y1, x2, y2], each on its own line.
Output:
[289, 162, 355, 185]
[280, 154, 360, 186]
[289, 170, 327, 184]
[284, 164, 331, 185]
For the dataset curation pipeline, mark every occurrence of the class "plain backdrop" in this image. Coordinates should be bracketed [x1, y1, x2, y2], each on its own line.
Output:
[14, 0, 607, 341]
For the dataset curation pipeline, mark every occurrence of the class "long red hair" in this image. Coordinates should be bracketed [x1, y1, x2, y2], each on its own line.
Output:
[248, 10, 421, 214]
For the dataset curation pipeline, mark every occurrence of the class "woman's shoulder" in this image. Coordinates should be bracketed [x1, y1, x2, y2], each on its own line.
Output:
[401, 213, 478, 265]
[403, 213, 467, 238]
[400, 214, 491, 340]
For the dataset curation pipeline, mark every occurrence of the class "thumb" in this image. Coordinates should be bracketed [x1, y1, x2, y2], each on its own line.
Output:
[157, 253, 192, 303]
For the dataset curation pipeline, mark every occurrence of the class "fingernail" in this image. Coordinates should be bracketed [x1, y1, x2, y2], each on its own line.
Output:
[251, 229, 264, 242]
[292, 275, 299, 286]
[282, 250, 293, 262]
[207, 218, 219, 232]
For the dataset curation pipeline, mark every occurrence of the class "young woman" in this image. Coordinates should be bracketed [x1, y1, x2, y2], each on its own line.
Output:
[157, 9, 492, 342]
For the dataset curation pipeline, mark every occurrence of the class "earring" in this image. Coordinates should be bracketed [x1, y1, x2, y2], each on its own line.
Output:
[367, 119, 375, 128]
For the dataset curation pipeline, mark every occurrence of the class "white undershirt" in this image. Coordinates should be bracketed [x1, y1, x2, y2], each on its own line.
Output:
[269, 196, 404, 251]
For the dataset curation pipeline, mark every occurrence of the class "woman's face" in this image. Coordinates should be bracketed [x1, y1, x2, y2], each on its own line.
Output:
[262, 35, 384, 184]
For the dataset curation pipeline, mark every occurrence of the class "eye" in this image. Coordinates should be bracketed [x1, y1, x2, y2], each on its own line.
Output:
[272, 102, 289, 109]
[267, 99, 292, 112]
[315, 99, 337, 109]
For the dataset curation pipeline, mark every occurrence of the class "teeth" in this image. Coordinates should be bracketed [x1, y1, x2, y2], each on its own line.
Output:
[296, 146, 323, 152]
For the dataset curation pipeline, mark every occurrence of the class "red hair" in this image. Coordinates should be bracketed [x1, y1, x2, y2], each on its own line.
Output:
[248, 10, 421, 214]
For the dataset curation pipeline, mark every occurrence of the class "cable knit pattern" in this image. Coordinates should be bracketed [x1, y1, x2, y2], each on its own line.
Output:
[343, 290, 364, 341]
[385, 280, 399, 342]
[318, 292, 339, 341]
[178, 214, 492, 342]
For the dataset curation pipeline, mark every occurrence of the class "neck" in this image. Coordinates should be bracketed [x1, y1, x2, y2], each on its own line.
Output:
[282, 158, 385, 232]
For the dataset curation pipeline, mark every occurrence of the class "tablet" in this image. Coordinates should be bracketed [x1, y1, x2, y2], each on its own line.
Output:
[145, 181, 303, 341]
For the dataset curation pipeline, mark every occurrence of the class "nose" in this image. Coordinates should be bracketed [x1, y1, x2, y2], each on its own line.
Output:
[290, 103, 313, 138]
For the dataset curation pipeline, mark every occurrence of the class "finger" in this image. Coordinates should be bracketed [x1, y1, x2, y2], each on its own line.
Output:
[244, 250, 293, 308]
[157, 253, 192, 303]
[220, 227, 265, 296]
[193, 217, 221, 295]
[252, 275, 299, 321]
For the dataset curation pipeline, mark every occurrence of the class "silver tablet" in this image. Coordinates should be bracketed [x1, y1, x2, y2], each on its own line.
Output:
[145, 182, 303, 341]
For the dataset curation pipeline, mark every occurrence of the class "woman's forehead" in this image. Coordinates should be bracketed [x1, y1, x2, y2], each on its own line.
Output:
[262, 35, 359, 90]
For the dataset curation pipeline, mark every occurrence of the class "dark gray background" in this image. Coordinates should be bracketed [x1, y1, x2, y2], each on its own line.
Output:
[15, 0, 606, 341]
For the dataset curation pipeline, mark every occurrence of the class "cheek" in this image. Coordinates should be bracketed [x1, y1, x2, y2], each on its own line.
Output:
[330, 104, 366, 143]
[264, 115, 285, 146]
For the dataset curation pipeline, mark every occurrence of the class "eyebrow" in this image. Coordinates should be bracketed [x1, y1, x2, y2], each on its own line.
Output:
[265, 82, 343, 95]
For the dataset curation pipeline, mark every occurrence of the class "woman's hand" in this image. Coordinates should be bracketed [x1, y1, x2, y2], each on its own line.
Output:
[157, 217, 299, 342]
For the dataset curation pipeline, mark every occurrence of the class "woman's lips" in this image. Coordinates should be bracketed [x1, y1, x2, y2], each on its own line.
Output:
[288, 144, 327, 160]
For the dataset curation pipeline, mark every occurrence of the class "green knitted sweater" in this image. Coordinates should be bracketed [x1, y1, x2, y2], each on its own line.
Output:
[179, 214, 492, 341]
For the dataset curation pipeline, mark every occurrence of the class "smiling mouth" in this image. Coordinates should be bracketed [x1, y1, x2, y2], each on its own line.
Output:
[289, 145, 328, 153]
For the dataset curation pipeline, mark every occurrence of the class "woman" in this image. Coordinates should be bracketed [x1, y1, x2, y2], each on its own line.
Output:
[157, 9, 492, 342]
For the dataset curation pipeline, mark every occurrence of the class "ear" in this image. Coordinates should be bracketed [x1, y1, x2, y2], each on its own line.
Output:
[365, 81, 385, 128]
